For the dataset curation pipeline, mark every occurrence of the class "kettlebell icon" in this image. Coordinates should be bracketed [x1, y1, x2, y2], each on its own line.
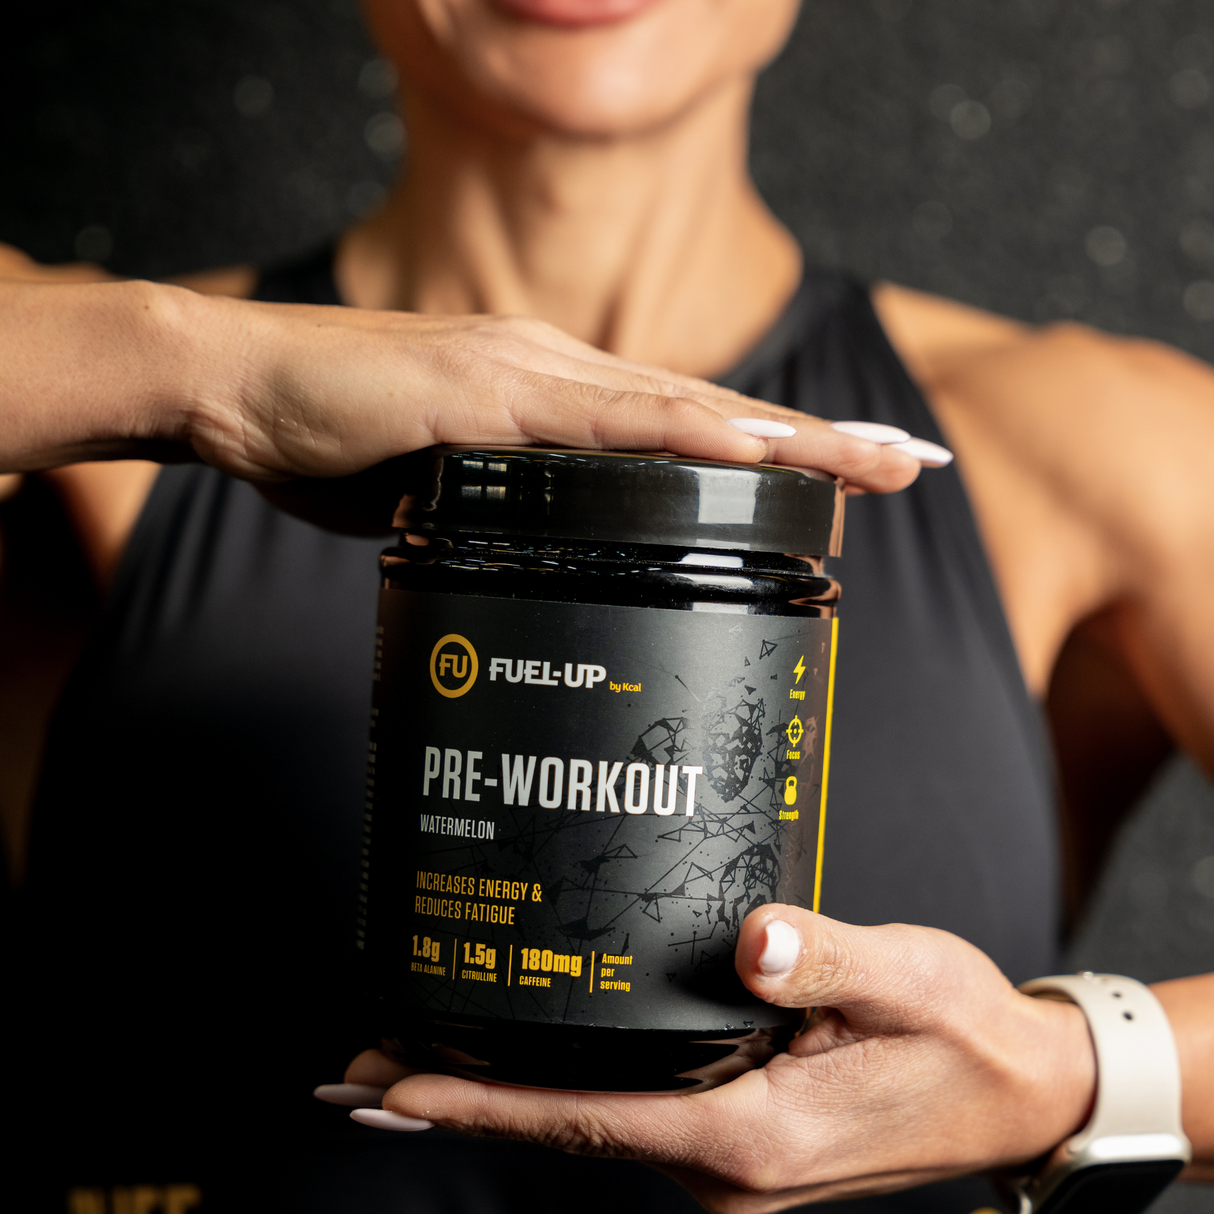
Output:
[784, 776, 797, 805]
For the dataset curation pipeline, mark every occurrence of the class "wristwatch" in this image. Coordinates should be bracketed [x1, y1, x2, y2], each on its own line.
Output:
[999, 972, 1191, 1214]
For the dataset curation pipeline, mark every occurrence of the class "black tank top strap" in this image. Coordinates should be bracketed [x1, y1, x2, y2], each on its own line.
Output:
[720, 269, 1053, 829]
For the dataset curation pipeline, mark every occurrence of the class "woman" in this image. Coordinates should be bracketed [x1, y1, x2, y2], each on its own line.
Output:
[6, 1, 1213, 1211]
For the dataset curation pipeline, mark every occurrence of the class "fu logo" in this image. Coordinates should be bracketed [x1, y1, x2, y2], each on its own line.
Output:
[430, 634, 479, 698]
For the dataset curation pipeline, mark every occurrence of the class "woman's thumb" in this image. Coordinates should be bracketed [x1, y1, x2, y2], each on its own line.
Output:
[736, 903, 922, 1019]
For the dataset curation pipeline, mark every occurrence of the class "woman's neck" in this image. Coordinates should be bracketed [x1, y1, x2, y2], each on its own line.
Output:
[336, 76, 801, 378]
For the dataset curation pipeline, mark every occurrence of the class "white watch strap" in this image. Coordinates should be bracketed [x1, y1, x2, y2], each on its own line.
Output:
[1021, 972, 1190, 1163]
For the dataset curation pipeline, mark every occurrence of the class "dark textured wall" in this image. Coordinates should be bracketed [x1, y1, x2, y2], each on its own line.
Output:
[756, 0, 1214, 359]
[4, 1, 394, 279]
[8, 0, 1214, 361]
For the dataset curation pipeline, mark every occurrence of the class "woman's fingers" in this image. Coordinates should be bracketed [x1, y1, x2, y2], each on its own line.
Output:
[313, 1083, 390, 1108]
[736, 906, 901, 1016]
[760, 422, 921, 493]
[728, 418, 798, 438]
[373, 1065, 947, 1209]
[829, 421, 909, 444]
[496, 324, 951, 478]
[486, 340, 940, 488]
[497, 336, 899, 477]
[430, 330, 805, 456]
[344, 1046, 416, 1087]
[484, 360, 922, 490]
[349, 1108, 436, 1131]
[437, 375, 773, 467]
[378, 1067, 751, 1166]
[314, 1049, 436, 1129]
[734, 905, 975, 1037]
[888, 437, 953, 466]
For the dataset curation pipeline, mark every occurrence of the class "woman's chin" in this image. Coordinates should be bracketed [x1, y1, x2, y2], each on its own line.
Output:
[490, 0, 664, 28]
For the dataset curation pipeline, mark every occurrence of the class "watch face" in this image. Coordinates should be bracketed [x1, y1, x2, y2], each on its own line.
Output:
[1037, 1160, 1185, 1214]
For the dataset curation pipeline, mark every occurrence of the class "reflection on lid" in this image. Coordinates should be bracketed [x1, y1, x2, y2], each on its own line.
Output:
[679, 553, 745, 568]
[695, 468, 757, 525]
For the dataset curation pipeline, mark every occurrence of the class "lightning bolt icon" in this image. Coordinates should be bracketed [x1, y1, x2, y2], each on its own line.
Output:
[794, 655, 806, 684]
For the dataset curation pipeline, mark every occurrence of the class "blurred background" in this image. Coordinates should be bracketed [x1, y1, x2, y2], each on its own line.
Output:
[3, 1, 1214, 1205]
[9, 0, 1214, 358]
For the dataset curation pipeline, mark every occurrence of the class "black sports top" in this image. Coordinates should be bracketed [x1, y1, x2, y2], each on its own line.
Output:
[11, 249, 1058, 1214]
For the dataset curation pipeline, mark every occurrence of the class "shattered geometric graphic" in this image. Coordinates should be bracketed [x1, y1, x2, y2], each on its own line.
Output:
[630, 717, 690, 766]
[701, 685, 765, 802]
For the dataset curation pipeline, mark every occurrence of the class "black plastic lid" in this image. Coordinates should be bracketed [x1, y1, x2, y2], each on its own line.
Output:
[392, 446, 844, 556]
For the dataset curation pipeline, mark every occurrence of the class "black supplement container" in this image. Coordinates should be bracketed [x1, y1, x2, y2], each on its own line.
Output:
[360, 446, 844, 1093]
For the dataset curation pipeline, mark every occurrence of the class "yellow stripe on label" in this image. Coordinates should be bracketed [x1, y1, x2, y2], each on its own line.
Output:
[812, 617, 839, 915]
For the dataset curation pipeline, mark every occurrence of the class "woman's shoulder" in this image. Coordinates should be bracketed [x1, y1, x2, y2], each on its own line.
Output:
[874, 279, 1214, 548]
[874, 280, 1214, 692]
[869, 278, 1209, 394]
[871, 282, 1029, 380]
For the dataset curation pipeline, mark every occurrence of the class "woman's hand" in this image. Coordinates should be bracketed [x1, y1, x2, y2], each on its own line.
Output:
[0, 266, 925, 494]
[180, 292, 929, 493]
[328, 906, 1096, 1212]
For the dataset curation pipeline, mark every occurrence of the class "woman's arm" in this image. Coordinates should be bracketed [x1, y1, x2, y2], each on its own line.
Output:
[1156, 975, 1214, 1181]
[339, 908, 1099, 1207]
[337, 908, 1214, 1206]
[0, 267, 922, 501]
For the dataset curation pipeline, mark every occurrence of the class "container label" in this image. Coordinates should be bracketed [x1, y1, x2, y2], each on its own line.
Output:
[362, 590, 837, 1032]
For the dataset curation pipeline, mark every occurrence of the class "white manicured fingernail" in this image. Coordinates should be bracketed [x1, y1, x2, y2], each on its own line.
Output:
[830, 421, 910, 444]
[350, 1108, 434, 1131]
[728, 417, 798, 438]
[890, 437, 954, 466]
[758, 920, 801, 976]
[314, 1083, 390, 1108]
